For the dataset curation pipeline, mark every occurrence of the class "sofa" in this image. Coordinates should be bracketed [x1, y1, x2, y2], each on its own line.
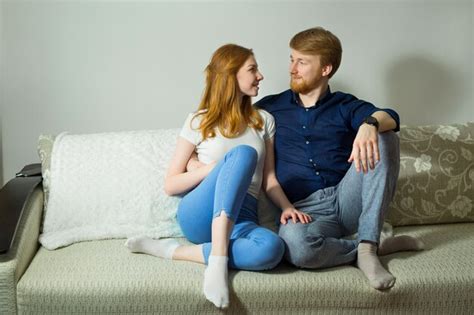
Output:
[1, 122, 473, 314]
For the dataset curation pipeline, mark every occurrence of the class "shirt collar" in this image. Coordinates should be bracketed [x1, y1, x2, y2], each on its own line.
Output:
[291, 86, 332, 107]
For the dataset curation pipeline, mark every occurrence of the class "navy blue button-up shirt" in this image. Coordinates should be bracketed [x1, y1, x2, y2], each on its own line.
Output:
[256, 87, 400, 203]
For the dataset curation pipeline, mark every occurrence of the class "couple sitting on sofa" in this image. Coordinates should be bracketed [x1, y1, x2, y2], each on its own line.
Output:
[125, 27, 424, 309]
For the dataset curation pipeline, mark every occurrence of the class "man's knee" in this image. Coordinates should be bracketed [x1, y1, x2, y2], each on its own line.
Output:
[378, 131, 400, 162]
[372, 131, 400, 181]
[279, 221, 306, 247]
[279, 223, 325, 269]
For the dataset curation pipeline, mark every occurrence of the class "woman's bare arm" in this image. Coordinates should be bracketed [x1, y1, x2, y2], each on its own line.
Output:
[164, 137, 215, 196]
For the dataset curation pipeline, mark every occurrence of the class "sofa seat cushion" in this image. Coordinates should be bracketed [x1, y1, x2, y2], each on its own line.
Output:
[17, 223, 473, 314]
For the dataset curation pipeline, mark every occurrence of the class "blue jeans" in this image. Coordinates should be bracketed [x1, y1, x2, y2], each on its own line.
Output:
[279, 132, 400, 269]
[177, 145, 285, 271]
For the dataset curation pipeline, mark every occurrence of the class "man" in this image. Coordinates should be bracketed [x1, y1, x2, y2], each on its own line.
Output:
[256, 27, 423, 290]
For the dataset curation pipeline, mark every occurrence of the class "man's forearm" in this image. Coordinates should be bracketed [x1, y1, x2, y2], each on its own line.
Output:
[371, 111, 397, 132]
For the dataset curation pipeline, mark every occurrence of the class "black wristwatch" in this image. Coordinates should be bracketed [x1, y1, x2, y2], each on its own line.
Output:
[362, 116, 379, 130]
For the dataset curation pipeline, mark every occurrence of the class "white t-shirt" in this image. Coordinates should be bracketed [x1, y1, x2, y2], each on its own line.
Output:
[179, 109, 275, 199]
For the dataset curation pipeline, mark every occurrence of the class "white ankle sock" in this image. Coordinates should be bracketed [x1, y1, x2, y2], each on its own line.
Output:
[357, 242, 396, 290]
[203, 255, 229, 309]
[125, 236, 179, 259]
[378, 235, 425, 256]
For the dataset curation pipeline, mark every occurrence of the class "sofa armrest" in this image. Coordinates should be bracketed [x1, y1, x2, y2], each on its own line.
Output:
[1, 164, 42, 254]
[0, 164, 44, 314]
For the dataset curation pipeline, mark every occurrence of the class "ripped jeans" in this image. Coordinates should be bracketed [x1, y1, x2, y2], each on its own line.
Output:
[177, 145, 284, 271]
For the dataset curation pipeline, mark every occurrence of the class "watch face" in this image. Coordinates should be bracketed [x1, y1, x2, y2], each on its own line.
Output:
[366, 117, 377, 124]
[364, 116, 379, 128]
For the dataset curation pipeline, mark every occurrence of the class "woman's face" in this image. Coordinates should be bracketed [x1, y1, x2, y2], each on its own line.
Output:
[236, 55, 264, 97]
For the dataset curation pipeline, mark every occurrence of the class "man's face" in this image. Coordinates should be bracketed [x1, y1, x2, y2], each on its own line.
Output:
[289, 49, 326, 94]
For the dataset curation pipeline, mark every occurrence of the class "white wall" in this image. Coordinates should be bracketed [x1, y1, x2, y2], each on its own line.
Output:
[1, 0, 473, 183]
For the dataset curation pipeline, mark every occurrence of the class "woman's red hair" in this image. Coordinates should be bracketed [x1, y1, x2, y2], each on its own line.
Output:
[193, 44, 263, 140]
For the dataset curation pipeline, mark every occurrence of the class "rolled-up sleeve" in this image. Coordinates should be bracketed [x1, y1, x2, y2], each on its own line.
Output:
[343, 98, 400, 132]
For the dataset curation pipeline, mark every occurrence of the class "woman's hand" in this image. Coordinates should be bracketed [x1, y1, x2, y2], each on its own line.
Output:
[186, 152, 216, 176]
[280, 208, 312, 225]
[186, 152, 206, 172]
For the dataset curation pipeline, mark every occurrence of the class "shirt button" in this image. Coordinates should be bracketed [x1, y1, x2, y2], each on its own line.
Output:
[305, 109, 309, 112]
[309, 159, 313, 162]
[316, 172, 320, 175]
[302, 126, 306, 129]
[305, 141, 309, 144]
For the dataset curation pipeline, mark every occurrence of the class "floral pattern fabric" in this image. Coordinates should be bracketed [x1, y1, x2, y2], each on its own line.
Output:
[387, 122, 474, 226]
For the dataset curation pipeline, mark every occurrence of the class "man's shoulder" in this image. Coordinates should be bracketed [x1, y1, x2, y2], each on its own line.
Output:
[330, 90, 359, 104]
[255, 89, 293, 111]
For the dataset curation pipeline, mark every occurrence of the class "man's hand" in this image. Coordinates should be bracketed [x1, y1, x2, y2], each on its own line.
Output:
[348, 123, 380, 173]
[186, 152, 206, 172]
[280, 208, 312, 225]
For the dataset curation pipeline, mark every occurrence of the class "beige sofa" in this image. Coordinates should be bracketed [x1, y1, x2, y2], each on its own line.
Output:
[1, 122, 473, 314]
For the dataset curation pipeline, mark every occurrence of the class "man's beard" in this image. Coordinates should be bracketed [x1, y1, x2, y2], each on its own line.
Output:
[290, 76, 318, 94]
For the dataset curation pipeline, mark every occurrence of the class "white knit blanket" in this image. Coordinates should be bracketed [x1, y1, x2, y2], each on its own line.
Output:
[39, 129, 184, 250]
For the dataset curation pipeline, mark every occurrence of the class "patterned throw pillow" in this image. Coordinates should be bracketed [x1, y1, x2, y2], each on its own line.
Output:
[387, 122, 474, 226]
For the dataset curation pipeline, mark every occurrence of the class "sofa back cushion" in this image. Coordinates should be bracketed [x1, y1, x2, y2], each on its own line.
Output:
[387, 122, 474, 226]
[38, 122, 474, 249]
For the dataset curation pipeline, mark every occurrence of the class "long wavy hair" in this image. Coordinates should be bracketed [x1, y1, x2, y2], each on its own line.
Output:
[193, 44, 263, 140]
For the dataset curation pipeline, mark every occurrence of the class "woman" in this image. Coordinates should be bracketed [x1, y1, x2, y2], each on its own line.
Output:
[126, 44, 311, 309]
